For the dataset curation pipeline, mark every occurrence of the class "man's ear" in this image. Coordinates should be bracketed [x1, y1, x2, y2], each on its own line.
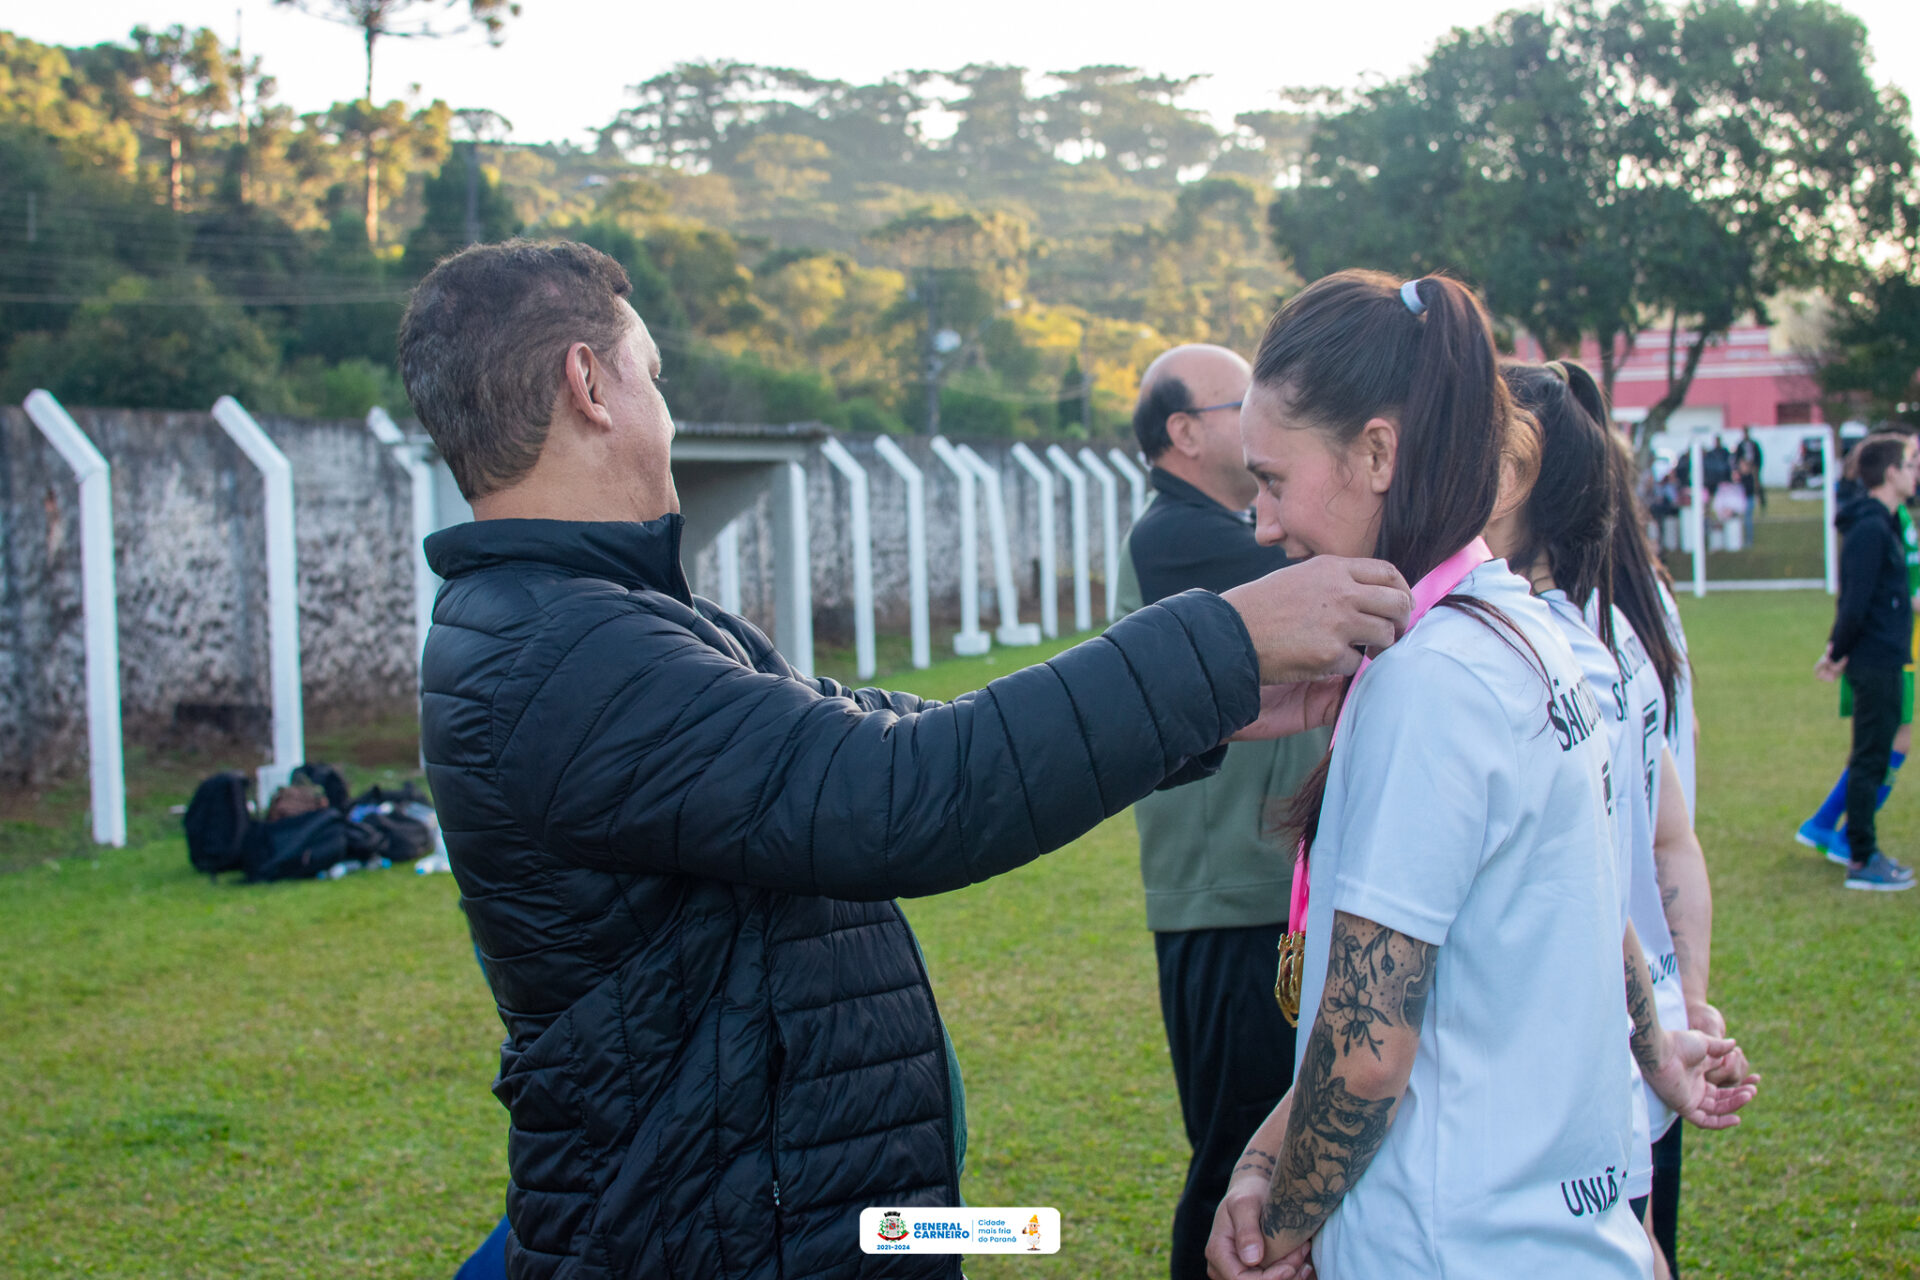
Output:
[1360, 416, 1400, 495]
[563, 341, 613, 430]
[1167, 410, 1206, 460]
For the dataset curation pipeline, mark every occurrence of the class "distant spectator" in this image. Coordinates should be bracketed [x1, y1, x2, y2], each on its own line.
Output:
[1734, 428, 1764, 544]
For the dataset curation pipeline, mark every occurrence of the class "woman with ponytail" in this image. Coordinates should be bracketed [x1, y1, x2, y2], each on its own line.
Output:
[1204, 275, 1751, 1280]
[1496, 363, 1759, 1280]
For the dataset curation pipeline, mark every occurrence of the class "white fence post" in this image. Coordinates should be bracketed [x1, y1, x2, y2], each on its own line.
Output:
[367, 407, 437, 667]
[1822, 432, 1839, 595]
[958, 444, 1040, 646]
[23, 391, 126, 847]
[1047, 445, 1091, 632]
[211, 396, 304, 798]
[1107, 448, 1148, 522]
[873, 435, 931, 669]
[930, 437, 990, 656]
[820, 439, 877, 681]
[1008, 443, 1059, 639]
[1688, 435, 1707, 600]
[1079, 448, 1120, 623]
[771, 460, 815, 676]
[715, 519, 743, 616]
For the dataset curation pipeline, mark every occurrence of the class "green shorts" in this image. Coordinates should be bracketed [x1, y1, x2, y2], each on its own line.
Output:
[1840, 667, 1915, 724]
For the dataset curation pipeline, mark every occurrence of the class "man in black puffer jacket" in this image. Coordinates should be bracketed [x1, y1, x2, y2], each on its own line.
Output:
[398, 240, 1412, 1280]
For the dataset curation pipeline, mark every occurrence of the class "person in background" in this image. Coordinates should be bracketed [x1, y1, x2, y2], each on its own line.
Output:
[1799, 433, 1920, 863]
[1113, 343, 1330, 1280]
[1812, 433, 1919, 891]
[1733, 427, 1764, 546]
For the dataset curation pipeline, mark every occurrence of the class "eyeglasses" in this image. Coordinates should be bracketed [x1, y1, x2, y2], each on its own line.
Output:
[1185, 400, 1244, 415]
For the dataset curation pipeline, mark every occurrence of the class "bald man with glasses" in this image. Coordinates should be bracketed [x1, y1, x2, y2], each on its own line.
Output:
[1112, 344, 1330, 1280]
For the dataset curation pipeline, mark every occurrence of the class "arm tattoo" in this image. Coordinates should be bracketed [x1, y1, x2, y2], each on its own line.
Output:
[1261, 914, 1432, 1241]
[1322, 911, 1438, 1059]
[1236, 1148, 1278, 1178]
[1625, 952, 1663, 1073]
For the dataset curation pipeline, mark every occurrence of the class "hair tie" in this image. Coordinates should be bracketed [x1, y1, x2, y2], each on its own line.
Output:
[1400, 279, 1427, 316]
[1546, 360, 1569, 383]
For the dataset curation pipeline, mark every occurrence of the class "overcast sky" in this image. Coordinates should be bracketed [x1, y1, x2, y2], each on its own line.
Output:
[15, 0, 1920, 148]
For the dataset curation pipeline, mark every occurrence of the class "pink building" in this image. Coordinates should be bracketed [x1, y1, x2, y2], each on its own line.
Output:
[1515, 323, 1826, 433]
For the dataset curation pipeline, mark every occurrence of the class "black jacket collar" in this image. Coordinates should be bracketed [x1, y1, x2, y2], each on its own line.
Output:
[425, 515, 693, 603]
[1150, 467, 1252, 522]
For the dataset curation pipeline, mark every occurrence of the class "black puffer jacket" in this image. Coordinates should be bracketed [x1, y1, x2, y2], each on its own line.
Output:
[421, 516, 1260, 1280]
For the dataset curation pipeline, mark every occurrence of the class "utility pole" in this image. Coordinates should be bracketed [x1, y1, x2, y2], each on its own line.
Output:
[922, 270, 941, 435]
[234, 8, 251, 206]
[1079, 329, 1092, 434]
[464, 141, 481, 244]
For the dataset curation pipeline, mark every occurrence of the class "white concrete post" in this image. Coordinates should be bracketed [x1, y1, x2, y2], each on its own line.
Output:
[1688, 435, 1707, 600]
[212, 396, 305, 798]
[367, 407, 438, 667]
[1047, 445, 1092, 633]
[1079, 448, 1120, 623]
[958, 444, 1041, 646]
[1108, 448, 1149, 522]
[23, 391, 126, 847]
[872, 435, 931, 669]
[1822, 431, 1839, 595]
[770, 460, 815, 675]
[1008, 443, 1059, 639]
[930, 437, 990, 656]
[820, 438, 877, 681]
[715, 519, 743, 615]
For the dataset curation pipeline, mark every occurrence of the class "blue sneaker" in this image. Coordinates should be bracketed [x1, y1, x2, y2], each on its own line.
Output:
[1845, 852, 1916, 891]
[1797, 819, 1850, 865]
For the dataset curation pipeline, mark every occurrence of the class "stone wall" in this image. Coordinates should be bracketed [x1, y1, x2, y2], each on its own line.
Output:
[1, 406, 1142, 785]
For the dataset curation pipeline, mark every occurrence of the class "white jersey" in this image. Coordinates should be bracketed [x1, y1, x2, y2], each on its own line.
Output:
[1544, 591, 1653, 1198]
[1655, 580, 1697, 819]
[1574, 595, 1691, 1149]
[1604, 603, 1689, 1140]
[1298, 562, 1650, 1279]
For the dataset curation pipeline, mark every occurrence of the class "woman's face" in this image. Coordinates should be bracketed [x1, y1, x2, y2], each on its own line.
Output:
[1240, 379, 1392, 560]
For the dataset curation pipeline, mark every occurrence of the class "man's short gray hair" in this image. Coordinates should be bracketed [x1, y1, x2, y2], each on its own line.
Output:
[399, 239, 635, 499]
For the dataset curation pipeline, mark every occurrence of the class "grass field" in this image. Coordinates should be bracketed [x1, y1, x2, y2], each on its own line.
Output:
[2, 590, 1917, 1277]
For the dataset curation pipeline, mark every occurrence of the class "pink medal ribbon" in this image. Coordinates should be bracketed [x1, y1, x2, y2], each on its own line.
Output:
[1285, 537, 1495, 934]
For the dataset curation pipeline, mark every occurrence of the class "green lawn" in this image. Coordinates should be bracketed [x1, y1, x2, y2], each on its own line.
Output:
[2, 596, 1916, 1277]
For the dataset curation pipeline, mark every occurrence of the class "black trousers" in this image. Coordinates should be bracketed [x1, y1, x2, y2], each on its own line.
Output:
[1845, 663, 1904, 865]
[1649, 1122, 1684, 1278]
[1155, 925, 1298, 1280]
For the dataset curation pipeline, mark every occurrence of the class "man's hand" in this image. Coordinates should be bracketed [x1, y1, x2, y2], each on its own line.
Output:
[1207, 1172, 1314, 1280]
[1814, 646, 1846, 682]
[1645, 1027, 1760, 1130]
[1222, 558, 1412, 685]
[1229, 678, 1346, 742]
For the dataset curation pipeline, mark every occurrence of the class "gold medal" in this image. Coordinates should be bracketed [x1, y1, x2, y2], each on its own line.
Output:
[1275, 929, 1306, 1027]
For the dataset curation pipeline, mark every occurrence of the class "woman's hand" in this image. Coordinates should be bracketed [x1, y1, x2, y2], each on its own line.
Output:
[1206, 1170, 1314, 1280]
[1229, 678, 1346, 742]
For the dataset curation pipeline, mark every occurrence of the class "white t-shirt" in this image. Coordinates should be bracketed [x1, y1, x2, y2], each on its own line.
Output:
[1603, 605, 1689, 1140]
[1543, 591, 1652, 1199]
[1297, 563, 1651, 1279]
[1655, 581, 1697, 820]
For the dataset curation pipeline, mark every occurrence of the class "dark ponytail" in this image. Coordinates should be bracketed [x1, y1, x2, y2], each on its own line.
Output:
[1501, 360, 1618, 650]
[1257, 271, 1529, 854]
[1605, 429, 1687, 732]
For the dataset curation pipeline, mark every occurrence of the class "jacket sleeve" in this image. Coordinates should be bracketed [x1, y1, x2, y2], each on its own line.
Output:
[494, 588, 1259, 899]
[1830, 519, 1885, 661]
